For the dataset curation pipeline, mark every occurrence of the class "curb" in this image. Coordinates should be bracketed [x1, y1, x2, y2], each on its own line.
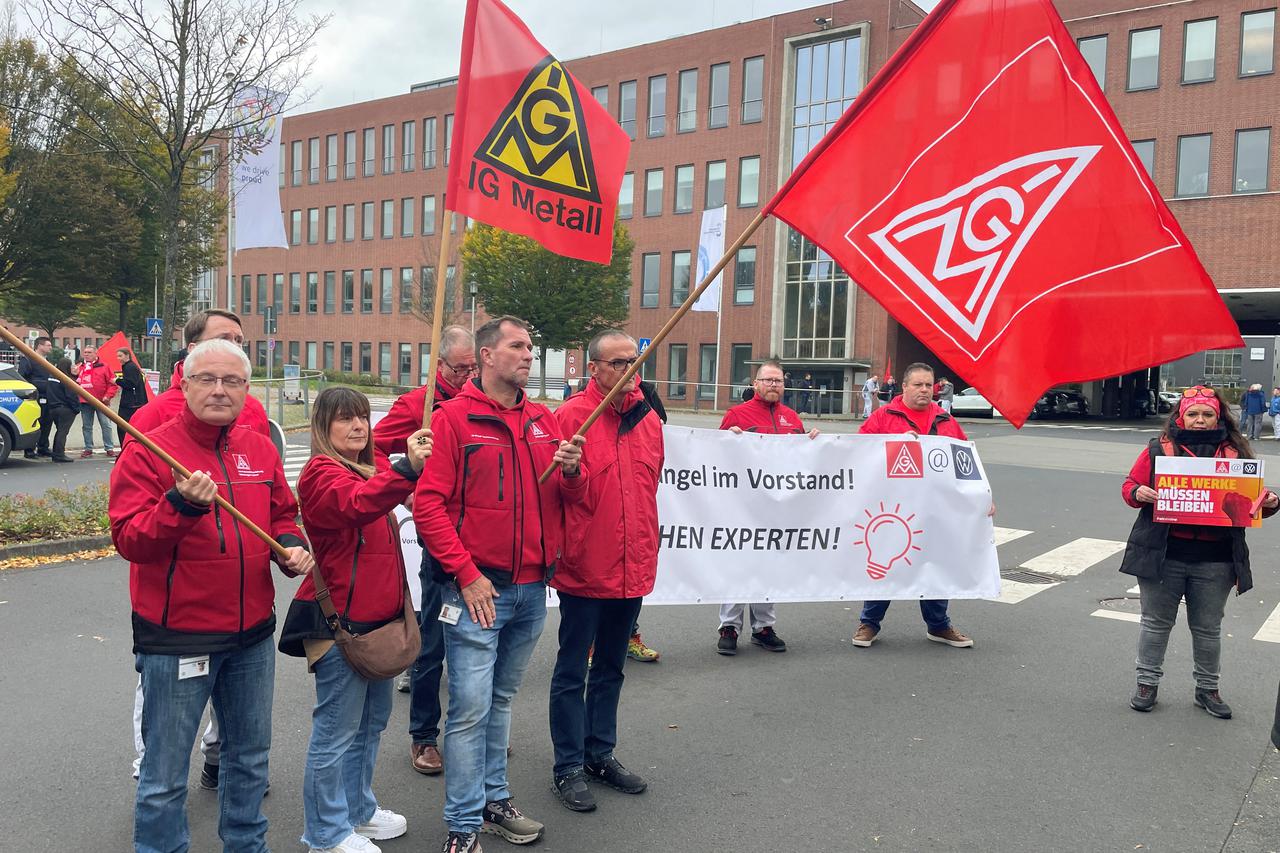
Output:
[0, 534, 113, 564]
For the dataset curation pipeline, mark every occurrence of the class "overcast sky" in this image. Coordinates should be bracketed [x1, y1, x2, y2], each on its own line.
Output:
[295, 0, 939, 114]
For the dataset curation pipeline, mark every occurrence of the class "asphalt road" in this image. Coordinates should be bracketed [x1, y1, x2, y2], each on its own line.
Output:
[3, 419, 1280, 852]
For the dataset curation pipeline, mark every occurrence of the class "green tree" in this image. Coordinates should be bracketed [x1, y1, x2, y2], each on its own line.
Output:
[461, 222, 634, 397]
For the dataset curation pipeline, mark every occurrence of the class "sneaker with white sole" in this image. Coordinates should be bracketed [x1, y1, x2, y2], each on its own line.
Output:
[354, 807, 407, 841]
[926, 626, 973, 648]
[310, 832, 381, 853]
[482, 798, 544, 844]
[441, 831, 482, 853]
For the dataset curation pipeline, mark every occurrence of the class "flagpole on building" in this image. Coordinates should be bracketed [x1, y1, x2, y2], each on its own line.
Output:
[539, 209, 768, 483]
[226, 173, 236, 313]
[420, 211, 456, 430]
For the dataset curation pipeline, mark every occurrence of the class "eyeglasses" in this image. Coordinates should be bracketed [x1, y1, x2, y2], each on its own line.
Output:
[188, 373, 248, 390]
[756, 378, 785, 386]
[593, 357, 639, 371]
[442, 360, 478, 376]
[1182, 385, 1218, 398]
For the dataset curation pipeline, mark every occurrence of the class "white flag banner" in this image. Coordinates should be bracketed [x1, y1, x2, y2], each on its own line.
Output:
[232, 88, 287, 251]
[691, 205, 727, 312]
[392, 425, 1000, 606]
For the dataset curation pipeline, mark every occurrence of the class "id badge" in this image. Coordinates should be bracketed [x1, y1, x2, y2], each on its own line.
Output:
[438, 603, 463, 626]
[178, 655, 211, 680]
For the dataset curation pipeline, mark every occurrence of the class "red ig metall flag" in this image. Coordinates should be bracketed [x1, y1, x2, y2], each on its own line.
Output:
[766, 0, 1241, 426]
[100, 331, 153, 401]
[446, 0, 631, 264]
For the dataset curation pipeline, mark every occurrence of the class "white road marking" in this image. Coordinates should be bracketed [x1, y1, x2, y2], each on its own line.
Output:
[1091, 609, 1140, 623]
[992, 579, 1060, 604]
[993, 526, 1032, 546]
[1252, 603, 1280, 643]
[1020, 537, 1126, 577]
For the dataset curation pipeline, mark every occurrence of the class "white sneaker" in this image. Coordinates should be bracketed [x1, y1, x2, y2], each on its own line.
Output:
[310, 832, 381, 853]
[354, 807, 408, 840]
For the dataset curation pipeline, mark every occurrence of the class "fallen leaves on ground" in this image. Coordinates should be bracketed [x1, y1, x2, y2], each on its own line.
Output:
[0, 547, 115, 570]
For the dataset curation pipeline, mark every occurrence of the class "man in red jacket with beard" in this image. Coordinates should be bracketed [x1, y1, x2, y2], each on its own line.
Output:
[109, 338, 314, 853]
[548, 330, 663, 813]
[716, 359, 818, 656]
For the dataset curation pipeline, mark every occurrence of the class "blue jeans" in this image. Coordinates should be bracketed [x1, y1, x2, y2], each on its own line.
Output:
[80, 403, 115, 451]
[442, 579, 547, 834]
[302, 645, 393, 848]
[1136, 559, 1235, 690]
[410, 561, 445, 746]
[549, 593, 643, 776]
[860, 599, 951, 632]
[134, 635, 274, 853]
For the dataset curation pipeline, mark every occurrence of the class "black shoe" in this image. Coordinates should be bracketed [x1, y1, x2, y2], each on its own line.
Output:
[553, 768, 597, 812]
[23, 450, 37, 459]
[717, 626, 738, 656]
[1194, 689, 1233, 719]
[51, 454, 73, 463]
[585, 755, 647, 794]
[36, 448, 52, 457]
[751, 626, 787, 652]
[199, 761, 219, 790]
[1130, 683, 1158, 712]
[442, 831, 482, 853]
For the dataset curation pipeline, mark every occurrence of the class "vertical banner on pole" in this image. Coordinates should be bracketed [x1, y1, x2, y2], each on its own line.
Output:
[692, 206, 727, 313]
[232, 88, 288, 251]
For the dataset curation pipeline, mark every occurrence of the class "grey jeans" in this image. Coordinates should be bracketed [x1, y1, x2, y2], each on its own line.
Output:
[1136, 559, 1235, 690]
[719, 602, 776, 632]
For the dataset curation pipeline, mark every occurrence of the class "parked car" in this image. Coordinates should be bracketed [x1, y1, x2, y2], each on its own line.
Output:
[951, 387, 1000, 418]
[1033, 389, 1089, 418]
[1158, 391, 1179, 413]
[0, 361, 41, 466]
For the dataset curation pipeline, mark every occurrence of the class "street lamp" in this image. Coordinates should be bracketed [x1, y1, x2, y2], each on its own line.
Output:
[469, 281, 478, 335]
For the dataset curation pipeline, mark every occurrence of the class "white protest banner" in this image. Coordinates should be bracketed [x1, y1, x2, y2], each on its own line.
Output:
[691, 206, 727, 312]
[232, 88, 288, 251]
[1152, 455, 1265, 528]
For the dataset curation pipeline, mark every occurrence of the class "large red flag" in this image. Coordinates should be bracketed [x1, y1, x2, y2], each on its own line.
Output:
[766, 0, 1241, 426]
[446, 0, 630, 264]
[99, 331, 154, 402]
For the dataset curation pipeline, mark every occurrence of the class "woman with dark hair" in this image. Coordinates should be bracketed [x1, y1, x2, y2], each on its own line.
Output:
[45, 359, 80, 463]
[114, 348, 148, 442]
[1120, 385, 1279, 719]
[279, 387, 432, 853]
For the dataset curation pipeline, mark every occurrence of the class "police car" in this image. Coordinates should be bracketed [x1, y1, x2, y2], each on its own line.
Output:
[0, 361, 42, 465]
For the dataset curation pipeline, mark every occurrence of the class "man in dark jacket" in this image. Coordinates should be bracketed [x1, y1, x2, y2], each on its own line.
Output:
[1241, 383, 1266, 441]
[17, 335, 53, 458]
[549, 330, 663, 813]
[855, 363, 974, 649]
[109, 338, 313, 853]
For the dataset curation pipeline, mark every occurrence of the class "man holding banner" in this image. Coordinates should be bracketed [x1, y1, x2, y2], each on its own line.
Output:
[716, 359, 817, 655]
[855, 363, 975, 649]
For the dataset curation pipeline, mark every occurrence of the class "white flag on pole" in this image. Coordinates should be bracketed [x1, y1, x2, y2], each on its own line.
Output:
[232, 88, 288, 251]
[691, 205, 727, 312]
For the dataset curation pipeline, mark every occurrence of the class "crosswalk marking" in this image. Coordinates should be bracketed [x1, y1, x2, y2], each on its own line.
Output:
[1252, 604, 1280, 643]
[993, 526, 1032, 546]
[994, 578, 1060, 605]
[1091, 609, 1140, 623]
[1020, 537, 1125, 577]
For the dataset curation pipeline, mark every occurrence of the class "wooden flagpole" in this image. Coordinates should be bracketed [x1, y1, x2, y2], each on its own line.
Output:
[419, 211, 456, 429]
[0, 325, 292, 559]
[538, 209, 768, 483]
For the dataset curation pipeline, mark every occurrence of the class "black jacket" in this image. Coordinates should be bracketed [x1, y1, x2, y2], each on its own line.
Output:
[46, 376, 80, 411]
[116, 361, 149, 409]
[17, 355, 50, 401]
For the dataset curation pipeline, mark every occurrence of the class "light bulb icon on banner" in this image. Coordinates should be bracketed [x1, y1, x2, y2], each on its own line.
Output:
[853, 503, 924, 580]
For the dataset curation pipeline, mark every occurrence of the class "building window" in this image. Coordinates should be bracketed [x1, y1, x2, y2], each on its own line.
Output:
[342, 270, 354, 313]
[1182, 18, 1217, 83]
[1234, 128, 1270, 192]
[323, 342, 334, 370]
[362, 127, 375, 176]
[341, 342, 352, 373]
[308, 137, 320, 183]
[343, 204, 355, 241]
[668, 344, 687, 398]
[325, 205, 337, 242]
[647, 74, 666, 137]
[641, 253, 660, 308]
[671, 250, 691, 306]
[698, 344, 717, 400]
[305, 272, 317, 313]
[619, 80, 637, 139]
[288, 340, 299, 366]
[423, 116, 437, 168]
[255, 341, 266, 368]
[734, 246, 756, 305]
[1131, 139, 1156, 179]
[401, 197, 415, 237]
[1204, 350, 1242, 385]
[1241, 10, 1276, 76]
[379, 343, 391, 382]
[379, 268, 393, 313]
[360, 342, 372, 374]
[419, 343, 432, 384]
[1175, 133, 1211, 196]
[709, 62, 729, 128]
[420, 267, 435, 314]
[306, 341, 317, 369]
[291, 139, 302, 186]
[1077, 35, 1107, 88]
[742, 56, 764, 123]
[273, 273, 284, 315]
[644, 168, 663, 216]
[1127, 28, 1161, 90]
[677, 68, 697, 132]
[307, 207, 319, 244]
[325, 133, 338, 181]
[290, 209, 301, 245]
[738, 155, 760, 206]
[730, 344, 753, 391]
[289, 272, 301, 314]
[382, 124, 395, 174]
[399, 343, 413, 384]
[240, 274, 252, 313]
[444, 114, 454, 166]
[324, 271, 335, 314]
[278, 142, 284, 188]
[400, 267, 414, 312]
[705, 160, 726, 208]
[674, 164, 694, 213]
[591, 85, 608, 110]
[361, 269, 374, 313]
[422, 195, 436, 235]
[402, 120, 416, 172]
[782, 239, 848, 360]
[192, 269, 213, 313]
[791, 35, 862, 170]
[256, 274, 267, 314]
[343, 130, 356, 179]
[362, 202, 374, 239]
[381, 199, 394, 239]
[618, 172, 634, 219]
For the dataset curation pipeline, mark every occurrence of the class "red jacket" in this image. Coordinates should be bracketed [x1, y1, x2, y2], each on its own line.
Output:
[861, 396, 968, 439]
[109, 404, 306, 655]
[413, 379, 588, 588]
[372, 371, 463, 456]
[554, 379, 664, 599]
[719, 396, 806, 434]
[128, 360, 269, 439]
[279, 454, 419, 656]
[76, 359, 117, 403]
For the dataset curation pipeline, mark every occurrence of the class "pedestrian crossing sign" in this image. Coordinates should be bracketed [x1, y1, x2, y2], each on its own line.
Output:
[145, 317, 164, 337]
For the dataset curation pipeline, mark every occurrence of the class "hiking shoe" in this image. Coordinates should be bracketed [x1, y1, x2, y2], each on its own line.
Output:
[585, 755, 647, 794]
[80, 449, 94, 458]
[482, 798, 543, 843]
[354, 807, 407, 840]
[1131, 683, 1158, 712]
[553, 768, 597, 812]
[926, 627, 973, 648]
[1194, 689, 1232, 719]
[199, 761, 219, 790]
[411, 742, 443, 775]
[441, 831, 481, 853]
[310, 832, 381, 853]
[852, 624, 879, 647]
[627, 633, 660, 662]
[717, 626, 738, 655]
[394, 669, 412, 693]
[751, 626, 787, 652]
